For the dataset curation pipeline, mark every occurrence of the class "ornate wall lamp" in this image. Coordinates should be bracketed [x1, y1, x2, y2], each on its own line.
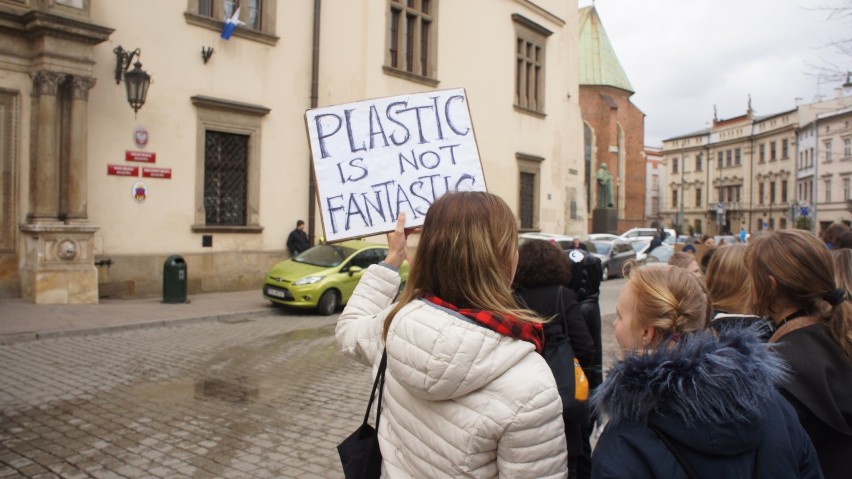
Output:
[113, 46, 152, 114]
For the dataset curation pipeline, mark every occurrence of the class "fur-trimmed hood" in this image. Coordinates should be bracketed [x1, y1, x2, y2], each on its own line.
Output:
[593, 327, 788, 456]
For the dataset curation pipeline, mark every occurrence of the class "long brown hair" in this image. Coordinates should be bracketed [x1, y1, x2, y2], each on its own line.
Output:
[747, 229, 852, 359]
[383, 191, 541, 339]
[705, 244, 753, 315]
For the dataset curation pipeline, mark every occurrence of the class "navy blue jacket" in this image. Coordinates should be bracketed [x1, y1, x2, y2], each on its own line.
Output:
[592, 328, 823, 479]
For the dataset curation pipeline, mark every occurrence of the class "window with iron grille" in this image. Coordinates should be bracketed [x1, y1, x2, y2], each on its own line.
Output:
[519, 172, 536, 229]
[204, 131, 248, 226]
[386, 0, 436, 82]
[513, 14, 551, 115]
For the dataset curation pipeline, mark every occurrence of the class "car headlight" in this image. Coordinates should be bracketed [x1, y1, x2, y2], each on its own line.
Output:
[293, 276, 324, 286]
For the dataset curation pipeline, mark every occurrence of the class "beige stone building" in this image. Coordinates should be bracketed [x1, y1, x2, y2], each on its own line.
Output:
[797, 95, 852, 231]
[0, 0, 585, 303]
[661, 91, 852, 237]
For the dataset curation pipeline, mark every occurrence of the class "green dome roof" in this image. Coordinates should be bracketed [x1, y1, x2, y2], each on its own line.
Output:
[578, 6, 634, 93]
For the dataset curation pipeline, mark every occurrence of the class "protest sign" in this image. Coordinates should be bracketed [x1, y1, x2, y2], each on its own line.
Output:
[305, 88, 486, 242]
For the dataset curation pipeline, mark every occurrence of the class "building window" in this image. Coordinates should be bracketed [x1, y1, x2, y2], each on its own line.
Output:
[844, 177, 850, 200]
[782, 138, 789, 159]
[717, 152, 723, 169]
[770, 181, 776, 204]
[844, 137, 851, 158]
[780, 218, 787, 229]
[825, 140, 833, 163]
[386, 0, 437, 83]
[186, 0, 277, 44]
[735, 185, 742, 203]
[191, 95, 269, 232]
[517, 153, 542, 230]
[695, 188, 702, 208]
[513, 14, 551, 115]
[781, 180, 788, 203]
[672, 157, 679, 174]
[826, 179, 832, 202]
[759, 143, 765, 163]
[770, 141, 776, 160]
[695, 154, 703, 172]
[759, 182, 765, 204]
[204, 131, 248, 226]
[734, 148, 741, 166]
[672, 189, 678, 208]
[726, 150, 732, 167]
[695, 219, 702, 234]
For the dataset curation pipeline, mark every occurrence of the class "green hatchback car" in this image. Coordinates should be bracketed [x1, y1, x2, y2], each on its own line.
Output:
[262, 240, 410, 315]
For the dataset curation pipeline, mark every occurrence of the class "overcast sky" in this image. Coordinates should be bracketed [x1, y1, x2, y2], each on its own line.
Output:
[580, 0, 851, 146]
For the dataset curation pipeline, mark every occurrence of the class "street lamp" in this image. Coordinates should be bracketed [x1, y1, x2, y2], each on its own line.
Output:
[113, 46, 152, 115]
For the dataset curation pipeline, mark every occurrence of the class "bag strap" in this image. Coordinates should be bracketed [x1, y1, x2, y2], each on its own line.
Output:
[649, 423, 760, 479]
[554, 286, 569, 336]
[649, 423, 701, 479]
[362, 349, 388, 429]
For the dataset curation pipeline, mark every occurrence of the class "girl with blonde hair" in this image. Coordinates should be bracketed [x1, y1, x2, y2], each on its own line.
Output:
[705, 243, 772, 340]
[337, 191, 568, 478]
[748, 229, 852, 478]
[592, 265, 820, 478]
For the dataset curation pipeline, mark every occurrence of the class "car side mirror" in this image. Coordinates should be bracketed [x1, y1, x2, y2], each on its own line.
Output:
[348, 265, 363, 276]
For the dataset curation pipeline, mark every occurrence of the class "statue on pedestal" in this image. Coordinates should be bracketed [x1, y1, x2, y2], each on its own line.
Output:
[596, 163, 614, 208]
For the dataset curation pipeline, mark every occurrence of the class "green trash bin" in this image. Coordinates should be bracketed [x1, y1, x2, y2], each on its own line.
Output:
[163, 255, 188, 303]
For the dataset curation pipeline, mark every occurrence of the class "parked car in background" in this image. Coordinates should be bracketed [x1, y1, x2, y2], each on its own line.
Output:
[589, 238, 637, 281]
[263, 240, 410, 315]
[641, 244, 676, 264]
[518, 232, 576, 251]
[588, 233, 619, 242]
[619, 227, 677, 243]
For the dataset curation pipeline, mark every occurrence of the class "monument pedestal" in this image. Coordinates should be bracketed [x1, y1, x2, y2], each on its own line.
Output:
[19, 223, 99, 304]
[592, 208, 618, 235]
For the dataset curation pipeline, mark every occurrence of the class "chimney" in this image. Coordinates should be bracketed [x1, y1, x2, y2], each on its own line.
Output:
[794, 97, 803, 106]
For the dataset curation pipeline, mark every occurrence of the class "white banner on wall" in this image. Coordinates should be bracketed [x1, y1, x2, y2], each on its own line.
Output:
[305, 88, 486, 242]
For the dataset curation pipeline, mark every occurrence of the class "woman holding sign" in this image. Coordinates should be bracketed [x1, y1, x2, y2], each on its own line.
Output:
[336, 191, 568, 478]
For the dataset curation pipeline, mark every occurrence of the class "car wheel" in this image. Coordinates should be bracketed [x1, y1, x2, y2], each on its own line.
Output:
[316, 290, 339, 316]
[602, 265, 609, 281]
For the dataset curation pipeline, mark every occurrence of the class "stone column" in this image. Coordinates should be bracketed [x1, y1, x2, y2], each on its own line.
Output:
[29, 70, 66, 222]
[65, 76, 97, 222]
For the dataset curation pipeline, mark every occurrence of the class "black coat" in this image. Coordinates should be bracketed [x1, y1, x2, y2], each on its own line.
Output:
[515, 284, 594, 367]
[592, 328, 822, 479]
[287, 228, 309, 256]
[772, 323, 852, 479]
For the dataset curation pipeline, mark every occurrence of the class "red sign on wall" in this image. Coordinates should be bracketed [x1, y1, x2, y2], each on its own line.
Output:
[125, 151, 156, 163]
[142, 167, 172, 179]
[108, 164, 139, 176]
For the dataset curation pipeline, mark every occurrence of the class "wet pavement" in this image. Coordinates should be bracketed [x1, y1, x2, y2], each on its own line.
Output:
[0, 278, 623, 478]
[0, 312, 372, 478]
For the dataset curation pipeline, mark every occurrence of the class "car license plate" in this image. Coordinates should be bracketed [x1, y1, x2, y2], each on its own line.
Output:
[266, 288, 287, 299]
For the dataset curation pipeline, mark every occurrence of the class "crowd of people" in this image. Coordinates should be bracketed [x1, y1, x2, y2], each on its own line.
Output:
[335, 190, 851, 478]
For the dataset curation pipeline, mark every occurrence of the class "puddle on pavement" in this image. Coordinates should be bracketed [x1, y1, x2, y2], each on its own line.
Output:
[194, 376, 259, 403]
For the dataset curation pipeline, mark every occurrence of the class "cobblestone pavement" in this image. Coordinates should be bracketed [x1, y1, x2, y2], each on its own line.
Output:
[0, 313, 373, 478]
[0, 278, 624, 479]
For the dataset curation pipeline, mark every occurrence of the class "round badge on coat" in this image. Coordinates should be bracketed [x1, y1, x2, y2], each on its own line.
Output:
[569, 250, 584, 263]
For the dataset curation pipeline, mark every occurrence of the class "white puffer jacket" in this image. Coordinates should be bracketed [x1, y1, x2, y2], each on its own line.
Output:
[336, 264, 568, 478]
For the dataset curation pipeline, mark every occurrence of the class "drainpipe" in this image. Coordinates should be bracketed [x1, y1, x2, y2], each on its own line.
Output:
[308, 0, 322, 245]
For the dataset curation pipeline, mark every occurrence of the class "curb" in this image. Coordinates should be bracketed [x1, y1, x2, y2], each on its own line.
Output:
[0, 308, 282, 345]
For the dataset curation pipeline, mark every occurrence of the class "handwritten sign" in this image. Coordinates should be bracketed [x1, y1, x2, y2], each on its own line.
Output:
[306, 88, 486, 242]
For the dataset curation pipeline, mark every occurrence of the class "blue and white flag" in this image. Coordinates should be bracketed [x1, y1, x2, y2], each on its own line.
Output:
[221, 7, 243, 40]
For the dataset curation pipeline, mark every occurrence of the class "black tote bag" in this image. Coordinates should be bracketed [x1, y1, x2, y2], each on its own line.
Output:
[338, 349, 387, 478]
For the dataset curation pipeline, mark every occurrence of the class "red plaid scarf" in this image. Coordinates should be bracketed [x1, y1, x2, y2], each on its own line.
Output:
[422, 293, 544, 353]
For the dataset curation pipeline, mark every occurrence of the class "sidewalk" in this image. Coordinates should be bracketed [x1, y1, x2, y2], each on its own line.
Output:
[0, 289, 282, 344]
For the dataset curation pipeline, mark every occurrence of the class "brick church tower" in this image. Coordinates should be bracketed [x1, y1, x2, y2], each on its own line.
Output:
[579, 5, 646, 233]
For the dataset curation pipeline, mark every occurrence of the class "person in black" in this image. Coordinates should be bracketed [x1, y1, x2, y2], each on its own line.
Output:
[513, 240, 595, 479]
[287, 220, 309, 256]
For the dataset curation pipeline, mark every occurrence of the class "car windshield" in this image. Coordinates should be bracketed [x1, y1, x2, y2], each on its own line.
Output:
[590, 241, 611, 255]
[649, 246, 674, 263]
[293, 244, 357, 267]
